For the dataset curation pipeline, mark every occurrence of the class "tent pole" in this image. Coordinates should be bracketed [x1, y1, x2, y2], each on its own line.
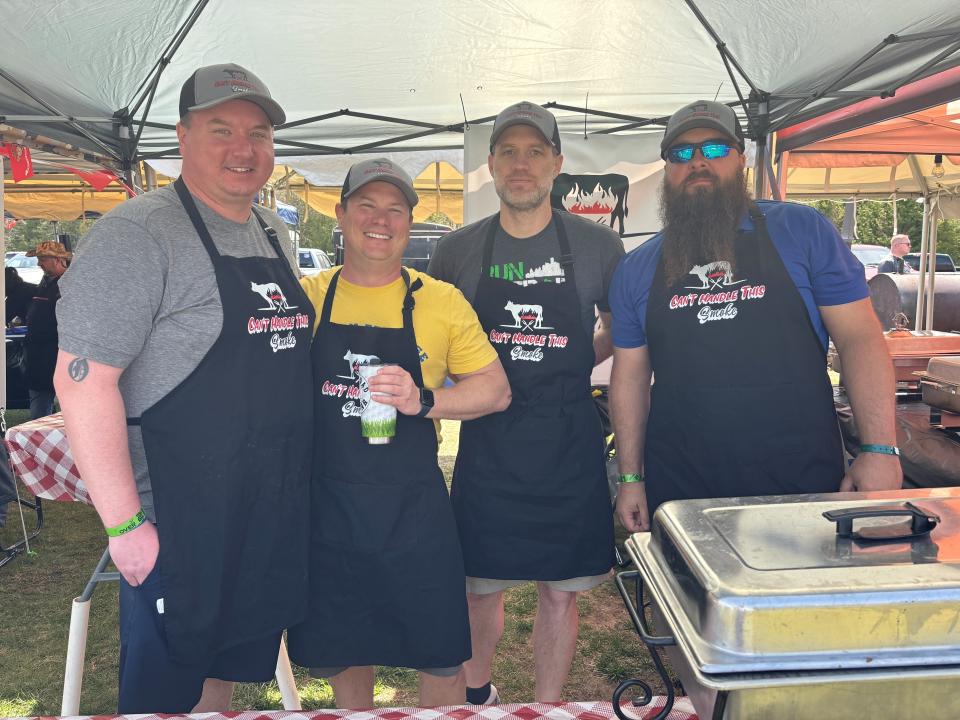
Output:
[1, 155, 6, 411]
[753, 136, 765, 199]
[892, 192, 898, 234]
[776, 150, 790, 198]
[926, 197, 940, 331]
[915, 196, 930, 331]
[764, 150, 781, 201]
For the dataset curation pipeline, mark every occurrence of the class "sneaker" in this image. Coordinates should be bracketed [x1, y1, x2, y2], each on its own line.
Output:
[469, 683, 500, 705]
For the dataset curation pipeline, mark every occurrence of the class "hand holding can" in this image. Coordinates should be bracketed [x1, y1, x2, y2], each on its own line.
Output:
[358, 362, 397, 444]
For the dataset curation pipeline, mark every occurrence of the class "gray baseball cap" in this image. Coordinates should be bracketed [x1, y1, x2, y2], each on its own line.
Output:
[341, 158, 419, 208]
[660, 100, 744, 158]
[490, 101, 561, 153]
[179, 63, 286, 126]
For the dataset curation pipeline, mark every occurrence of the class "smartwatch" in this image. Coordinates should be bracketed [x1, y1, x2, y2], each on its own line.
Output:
[416, 388, 435, 418]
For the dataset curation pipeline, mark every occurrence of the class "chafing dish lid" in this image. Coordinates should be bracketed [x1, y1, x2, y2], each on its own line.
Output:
[627, 487, 960, 673]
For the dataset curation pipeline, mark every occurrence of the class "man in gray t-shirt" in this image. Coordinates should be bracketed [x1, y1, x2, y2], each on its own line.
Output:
[54, 63, 314, 714]
[427, 101, 624, 704]
[428, 211, 622, 340]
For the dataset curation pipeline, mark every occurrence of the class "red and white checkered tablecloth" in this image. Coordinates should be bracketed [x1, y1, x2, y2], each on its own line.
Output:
[4, 412, 89, 505]
[16, 699, 697, 720]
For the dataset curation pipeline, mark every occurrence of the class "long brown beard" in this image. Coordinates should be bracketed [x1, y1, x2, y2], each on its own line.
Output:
[659, 167, 750, 287]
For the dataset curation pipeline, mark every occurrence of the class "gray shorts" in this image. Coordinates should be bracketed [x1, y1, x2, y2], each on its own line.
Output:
[465, 572, 611, 595]
[310, 664, 462, 679]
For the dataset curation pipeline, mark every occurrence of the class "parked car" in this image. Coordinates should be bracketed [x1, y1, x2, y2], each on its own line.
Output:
[298, 247, 332, 277]
[5, 253, 44, 284]
[332, 222, 453, 272]
[904, 252, 957, 273]
[849, 243, 890, 280]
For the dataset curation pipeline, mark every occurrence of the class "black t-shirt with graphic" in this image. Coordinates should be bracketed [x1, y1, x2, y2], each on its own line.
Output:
[427, 212, 624, 338]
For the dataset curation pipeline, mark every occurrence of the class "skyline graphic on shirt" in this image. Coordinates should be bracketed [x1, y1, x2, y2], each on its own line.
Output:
[487, 258, 566, 287]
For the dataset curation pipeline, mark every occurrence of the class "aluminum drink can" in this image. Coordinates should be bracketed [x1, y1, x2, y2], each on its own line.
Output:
[357, 362, 397, 444]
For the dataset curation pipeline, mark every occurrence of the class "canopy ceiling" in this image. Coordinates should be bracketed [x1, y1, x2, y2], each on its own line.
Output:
[2, 0, 960, 175]
[779, 100, 960, 199]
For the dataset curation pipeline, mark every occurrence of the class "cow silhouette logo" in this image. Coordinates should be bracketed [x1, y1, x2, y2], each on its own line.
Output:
[685, 261, 746, 290]
[223, 68, 248, 81]
[250, 281, 298, 312]
[502, 301, 553, 330]
[551, 173, 629, 236]
[341, 351, 381, 379]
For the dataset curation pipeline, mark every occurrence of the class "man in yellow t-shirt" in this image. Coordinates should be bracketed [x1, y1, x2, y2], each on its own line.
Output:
[288, 158, 510, 709]
[301, 267, 500, 413]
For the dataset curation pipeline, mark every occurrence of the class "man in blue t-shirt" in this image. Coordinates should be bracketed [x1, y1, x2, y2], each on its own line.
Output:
[609, 100, 901, 531]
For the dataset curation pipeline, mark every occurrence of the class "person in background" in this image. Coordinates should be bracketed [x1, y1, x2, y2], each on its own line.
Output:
[5, 265, 37, 325]
[876, 233, 912, 274]
[24, 241, 69, 418]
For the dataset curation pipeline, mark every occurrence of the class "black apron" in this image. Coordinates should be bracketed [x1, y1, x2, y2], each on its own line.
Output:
[644, 202, 844, 514]
[451, 212, 613, 580]
[25, 275, 60, 392]
[287, 268, 471, 669]
[129, 178, 315, 663]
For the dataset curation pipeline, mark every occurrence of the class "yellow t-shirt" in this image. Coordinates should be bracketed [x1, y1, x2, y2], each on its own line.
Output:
[300, 267, 498, 390]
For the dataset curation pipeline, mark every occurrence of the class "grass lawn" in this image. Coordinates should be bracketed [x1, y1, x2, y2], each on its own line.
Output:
[0, 418, 670, 715]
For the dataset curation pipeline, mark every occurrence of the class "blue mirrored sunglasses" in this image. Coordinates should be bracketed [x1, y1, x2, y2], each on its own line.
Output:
[665, 140, 735, 164]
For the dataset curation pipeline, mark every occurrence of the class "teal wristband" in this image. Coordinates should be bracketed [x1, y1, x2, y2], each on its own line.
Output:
[860, 444, 900, 457]
[105, 508, 147, 537]
[618, 473, 644, 484]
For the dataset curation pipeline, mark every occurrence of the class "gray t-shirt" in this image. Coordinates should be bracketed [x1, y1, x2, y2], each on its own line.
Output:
[57, 183, 298, 521]
[427, 211, 625, 337]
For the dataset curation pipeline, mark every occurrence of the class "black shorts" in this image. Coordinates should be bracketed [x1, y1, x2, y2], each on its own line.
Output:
[117, 560, 282, 714]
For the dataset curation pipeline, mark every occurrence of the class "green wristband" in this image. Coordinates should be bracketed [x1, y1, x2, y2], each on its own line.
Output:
[860, 444, 901, 457]
[618, 473, 644, 484]
[105, 508, 147, 537]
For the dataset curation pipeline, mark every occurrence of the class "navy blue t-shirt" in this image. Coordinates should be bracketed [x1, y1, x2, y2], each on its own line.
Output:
[610, 200, 868, 352]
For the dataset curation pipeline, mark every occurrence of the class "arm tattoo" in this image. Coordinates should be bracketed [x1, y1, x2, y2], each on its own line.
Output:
[68, 357, 90, 382]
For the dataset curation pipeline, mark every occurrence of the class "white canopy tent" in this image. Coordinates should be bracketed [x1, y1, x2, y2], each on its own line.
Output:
[3, 0, 960, 404]
[2, 1, 960, 176]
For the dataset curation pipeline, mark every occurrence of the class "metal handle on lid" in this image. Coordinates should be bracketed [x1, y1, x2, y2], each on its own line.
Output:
[823, 502, 940, 542]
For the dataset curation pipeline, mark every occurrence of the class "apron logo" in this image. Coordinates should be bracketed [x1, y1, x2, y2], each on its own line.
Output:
[320, 350, 380, 417]
[685, 261, 746, 290]
[251, 281, 298, 312]
[502, 301, 553, 331]
[341, 351, 381, 379]
[669, 260, 766, 325]
[488, 301, 568, 362]
[246, 281, 310, 351]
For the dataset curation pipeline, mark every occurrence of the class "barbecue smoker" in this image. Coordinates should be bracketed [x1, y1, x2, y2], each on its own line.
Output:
[613, 488, 960, 720]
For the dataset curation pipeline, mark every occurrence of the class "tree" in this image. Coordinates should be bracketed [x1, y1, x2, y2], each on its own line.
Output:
[277, 190, 336, 253]
[423, 211, 456, 227]
[801, 197, 960, 262]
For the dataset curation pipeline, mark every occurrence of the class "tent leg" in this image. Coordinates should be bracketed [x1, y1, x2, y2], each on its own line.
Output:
[926, 199, 940, 330]
[275, 636, 301, 710]
[61, 547, 120, 715]
[61, 597, 92, 715]
[915, 197, 930, 331]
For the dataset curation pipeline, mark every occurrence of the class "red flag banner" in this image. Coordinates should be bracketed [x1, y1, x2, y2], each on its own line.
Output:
[63, 165, 118, 191]
[0, 143, 34, 181]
